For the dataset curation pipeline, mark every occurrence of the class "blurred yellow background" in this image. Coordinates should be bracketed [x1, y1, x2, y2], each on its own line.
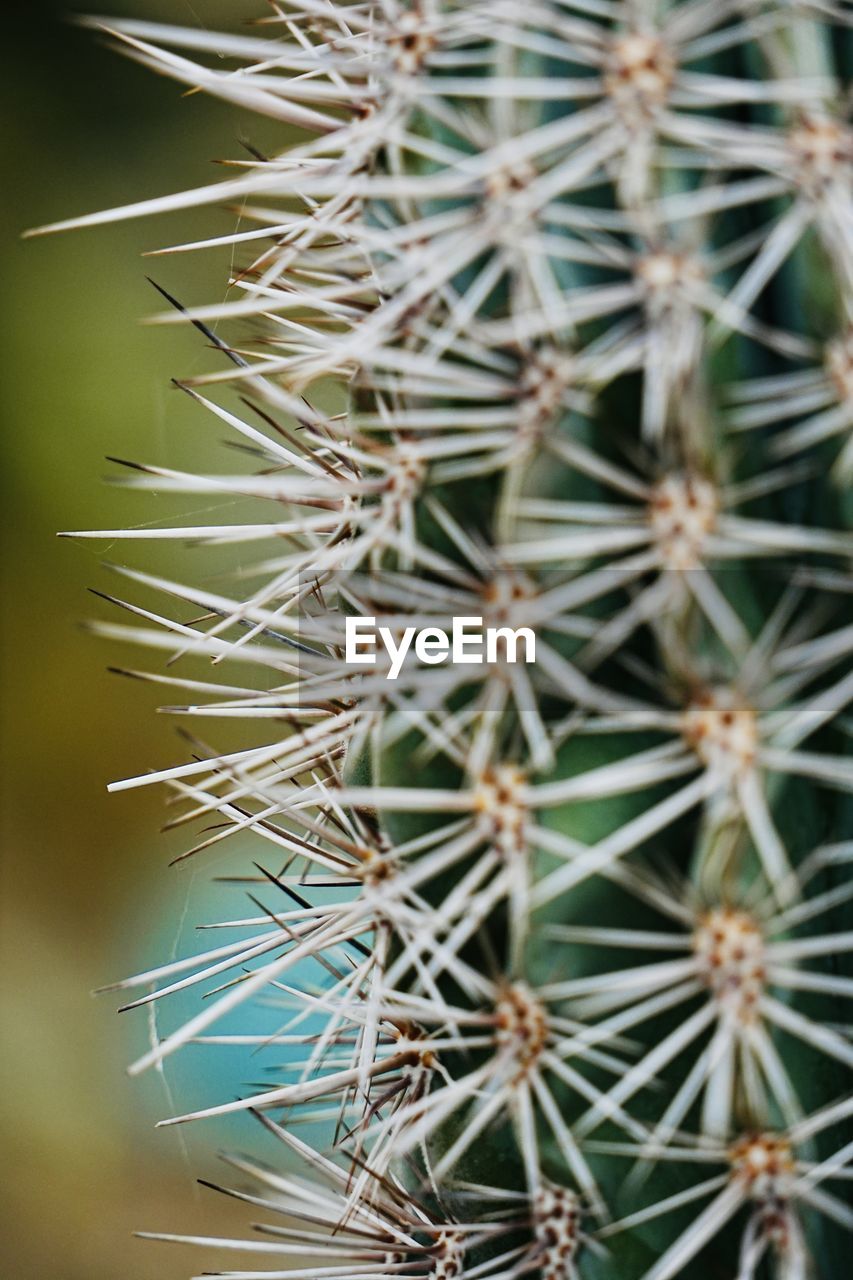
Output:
[1, 4, 289, 1275]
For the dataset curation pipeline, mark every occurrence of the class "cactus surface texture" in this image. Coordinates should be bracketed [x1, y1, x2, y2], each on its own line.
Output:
[35, 2, 853, 1277]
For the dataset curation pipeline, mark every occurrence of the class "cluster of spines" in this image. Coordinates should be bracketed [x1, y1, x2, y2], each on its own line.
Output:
[35, 3, 853, 1278]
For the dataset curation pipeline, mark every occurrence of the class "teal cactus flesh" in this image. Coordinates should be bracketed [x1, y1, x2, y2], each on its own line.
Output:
[34, 2, 853, 1277]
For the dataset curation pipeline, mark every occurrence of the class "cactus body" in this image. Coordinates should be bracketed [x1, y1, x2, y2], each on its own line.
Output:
[36, 2, 853, 1277]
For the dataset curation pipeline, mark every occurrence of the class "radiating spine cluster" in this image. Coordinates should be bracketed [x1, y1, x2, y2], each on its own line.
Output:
[35, 2, 853, 1277]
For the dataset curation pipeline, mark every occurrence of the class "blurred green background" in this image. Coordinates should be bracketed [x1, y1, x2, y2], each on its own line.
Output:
[1, 4, 290, 1275]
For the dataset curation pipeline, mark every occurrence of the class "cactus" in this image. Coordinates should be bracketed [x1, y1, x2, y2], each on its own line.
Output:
[32, 2, 853, 1277]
